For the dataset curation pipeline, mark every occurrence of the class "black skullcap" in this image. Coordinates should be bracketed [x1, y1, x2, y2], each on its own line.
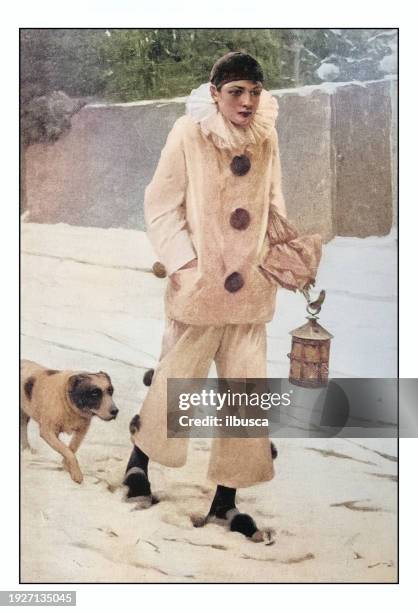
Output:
[210, 51, 264, 89]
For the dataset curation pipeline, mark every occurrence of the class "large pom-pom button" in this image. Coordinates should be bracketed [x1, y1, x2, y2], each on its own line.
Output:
[224, 272, 244, 293]
[152, 261, 167, 278]
[230, 155, 251, 176]
[230, 208, 250, 230]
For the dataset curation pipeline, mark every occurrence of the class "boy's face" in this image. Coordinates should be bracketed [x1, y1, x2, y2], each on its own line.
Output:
[210, 80, 263, 127]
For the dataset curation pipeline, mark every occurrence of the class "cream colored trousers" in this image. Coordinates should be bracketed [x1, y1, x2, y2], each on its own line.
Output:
[133, 319, 274, 488]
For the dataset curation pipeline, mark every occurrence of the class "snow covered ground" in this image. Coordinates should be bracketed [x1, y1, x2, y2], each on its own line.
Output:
[21, 223, 397, 583]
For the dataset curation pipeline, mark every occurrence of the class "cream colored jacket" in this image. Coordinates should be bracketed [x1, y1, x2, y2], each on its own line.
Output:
[144, 84, 321, 326]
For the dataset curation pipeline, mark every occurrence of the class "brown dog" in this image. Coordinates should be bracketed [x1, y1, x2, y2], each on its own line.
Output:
[20, 360, 119, 483]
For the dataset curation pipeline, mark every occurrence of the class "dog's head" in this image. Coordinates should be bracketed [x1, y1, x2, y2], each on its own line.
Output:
[67, 371, 118, 421]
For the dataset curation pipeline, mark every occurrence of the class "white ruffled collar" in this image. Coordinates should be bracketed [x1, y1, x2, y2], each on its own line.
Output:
[185, 82, 278, 151]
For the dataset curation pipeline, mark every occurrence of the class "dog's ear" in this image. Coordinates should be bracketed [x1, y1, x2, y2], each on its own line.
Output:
[68, 374, 90, 391]
[98, 371, 111, 382]
[67, 374, 92, 409]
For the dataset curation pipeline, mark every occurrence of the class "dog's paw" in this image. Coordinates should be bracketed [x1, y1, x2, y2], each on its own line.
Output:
[67, 462, 83, 484]
[71, 469, 83, 484]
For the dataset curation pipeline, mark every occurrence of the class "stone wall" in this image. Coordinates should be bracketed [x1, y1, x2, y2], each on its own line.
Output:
[390, 78, 398, 228]
[331, 80, 393, 237]
[275, 89, 333, 238]
[23, 78, 397, 240]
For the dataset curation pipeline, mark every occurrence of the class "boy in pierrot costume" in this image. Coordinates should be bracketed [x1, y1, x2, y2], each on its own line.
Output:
[123, 52, 322, 541]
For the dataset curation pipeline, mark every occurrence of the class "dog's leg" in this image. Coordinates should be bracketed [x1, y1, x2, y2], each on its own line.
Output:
[20, 411, 30, 450]
[20, 411, 31, 451]
[68, 426, 88, 454]
[40, 426, 83, 484]
[62, 427, 89, 475]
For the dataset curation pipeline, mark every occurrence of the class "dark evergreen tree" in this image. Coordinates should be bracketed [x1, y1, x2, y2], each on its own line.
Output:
[20, 28, 398, 104]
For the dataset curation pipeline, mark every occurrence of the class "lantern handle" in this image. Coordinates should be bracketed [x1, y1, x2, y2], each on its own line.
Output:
[300, 288, 326, 316]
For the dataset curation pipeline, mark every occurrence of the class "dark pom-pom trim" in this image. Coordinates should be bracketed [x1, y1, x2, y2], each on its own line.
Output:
[230, 155, 251, 176]
[230, 513, 258, 538]
[143, 369, 154, 386]
[123, 468, 151, 498]
[152, 261, 167, 278]
[224, 272, 244, 293]
[230, 208, 250, 230]
[129, 414, 141, 435]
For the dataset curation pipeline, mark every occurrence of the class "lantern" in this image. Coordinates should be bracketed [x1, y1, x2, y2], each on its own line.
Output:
[288, 290, 333, 388]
